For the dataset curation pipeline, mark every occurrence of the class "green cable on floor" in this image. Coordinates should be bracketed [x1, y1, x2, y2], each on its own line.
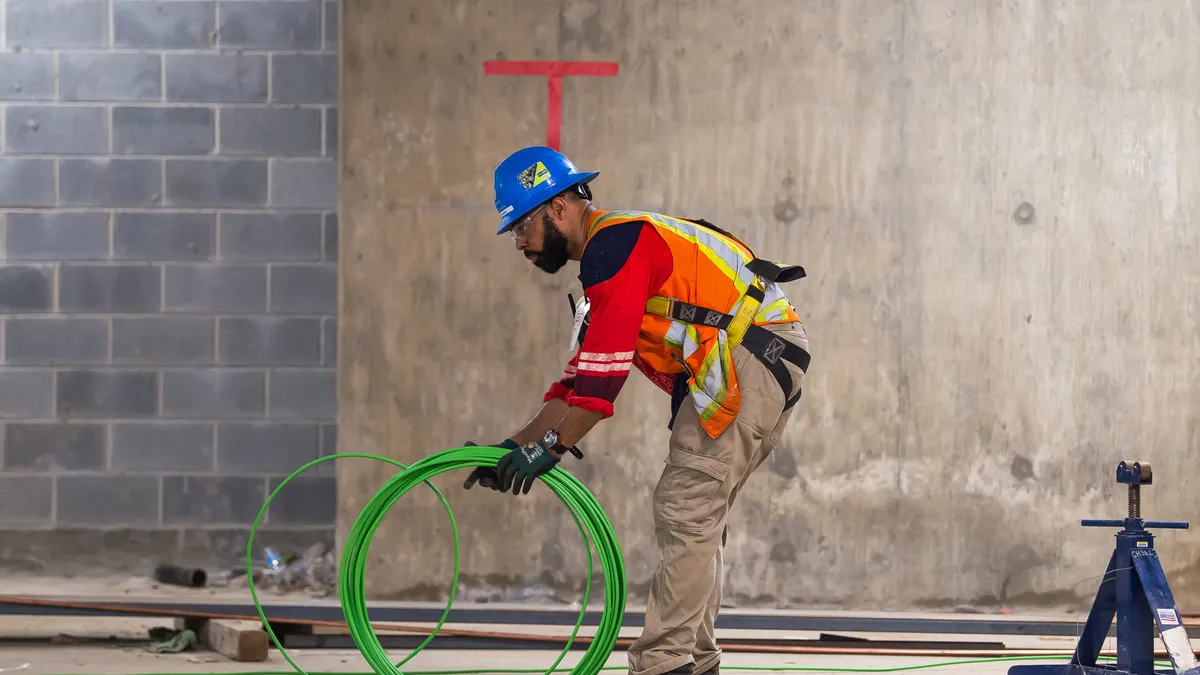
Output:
[246, 447, 625, 675]
[230, 447, 1165, 675]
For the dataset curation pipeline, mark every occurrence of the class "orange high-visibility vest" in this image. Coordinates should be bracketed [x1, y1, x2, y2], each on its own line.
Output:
[583, 209, 805, 438]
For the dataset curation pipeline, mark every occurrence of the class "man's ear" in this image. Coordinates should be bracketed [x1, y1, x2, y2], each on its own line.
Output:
[550, 194, 570, 221]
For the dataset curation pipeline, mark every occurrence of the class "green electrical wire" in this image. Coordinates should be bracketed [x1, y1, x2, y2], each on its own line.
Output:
[222, 447, 1172, 675]
[246, 446, 625, 675]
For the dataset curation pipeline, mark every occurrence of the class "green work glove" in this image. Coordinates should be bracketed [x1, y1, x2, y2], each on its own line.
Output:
[497, 440, 561, 495]
[462, 439, 520, 491]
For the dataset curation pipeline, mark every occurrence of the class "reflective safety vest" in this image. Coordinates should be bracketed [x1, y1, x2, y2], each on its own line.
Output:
[583, 209, 809, 438]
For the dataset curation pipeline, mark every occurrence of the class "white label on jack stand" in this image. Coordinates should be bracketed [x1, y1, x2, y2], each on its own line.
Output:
[567, 296, 591, 351]
[1158, 608, 1180, 625]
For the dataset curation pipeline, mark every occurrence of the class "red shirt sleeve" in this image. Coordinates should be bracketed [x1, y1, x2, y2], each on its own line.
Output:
[543, 350, 578, 402]
[541, 221, 672, 418]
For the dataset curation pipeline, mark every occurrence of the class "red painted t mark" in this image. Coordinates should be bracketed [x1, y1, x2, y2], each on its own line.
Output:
[484, 60, 619, 151]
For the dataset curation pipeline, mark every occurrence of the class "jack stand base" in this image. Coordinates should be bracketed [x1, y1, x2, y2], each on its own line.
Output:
[1009, 461, 1200, 675]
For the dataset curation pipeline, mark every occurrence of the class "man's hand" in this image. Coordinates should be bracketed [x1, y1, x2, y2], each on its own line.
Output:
[462, 439, 519, 491]
[497, 440, 561, 495]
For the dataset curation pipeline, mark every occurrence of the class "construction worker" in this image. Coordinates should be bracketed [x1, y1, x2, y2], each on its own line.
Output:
[463, 146, 812, 675]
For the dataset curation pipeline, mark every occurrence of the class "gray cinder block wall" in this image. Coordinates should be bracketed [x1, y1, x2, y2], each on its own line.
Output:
[0, 0, 340, 574]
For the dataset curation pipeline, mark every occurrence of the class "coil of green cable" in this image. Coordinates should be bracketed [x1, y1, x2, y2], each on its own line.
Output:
[246, 445, 627, 675]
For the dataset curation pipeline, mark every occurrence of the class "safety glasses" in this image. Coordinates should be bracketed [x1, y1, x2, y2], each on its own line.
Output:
[509, 204, 547, 241]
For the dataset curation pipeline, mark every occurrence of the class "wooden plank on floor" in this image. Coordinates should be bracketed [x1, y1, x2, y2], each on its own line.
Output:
[175, 617, 269, 662]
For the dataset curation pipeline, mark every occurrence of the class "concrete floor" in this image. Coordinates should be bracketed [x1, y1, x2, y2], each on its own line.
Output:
[0, 644, 1045, 675]
[0, 575, 1115, 675]
[0, 613, 1077, 675]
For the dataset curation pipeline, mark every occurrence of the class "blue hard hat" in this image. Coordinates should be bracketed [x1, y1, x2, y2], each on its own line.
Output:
[492, 146, 599, 234]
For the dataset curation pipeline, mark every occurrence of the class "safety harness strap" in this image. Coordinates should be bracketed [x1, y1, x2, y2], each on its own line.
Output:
[745, 258, 807, 284]
[739, 322, 810, 410]
[647, 268, 810, 412]
[647, 283, 766, 332]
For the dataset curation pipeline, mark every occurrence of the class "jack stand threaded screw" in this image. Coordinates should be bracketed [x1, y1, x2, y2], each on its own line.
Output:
[1128, 484, 1141, 519]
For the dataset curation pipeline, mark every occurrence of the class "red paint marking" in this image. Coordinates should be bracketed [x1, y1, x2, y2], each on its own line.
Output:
[484, 60, 619, 150]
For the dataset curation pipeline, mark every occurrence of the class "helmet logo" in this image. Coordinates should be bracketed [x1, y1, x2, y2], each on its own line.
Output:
[517, 161, 551, 190]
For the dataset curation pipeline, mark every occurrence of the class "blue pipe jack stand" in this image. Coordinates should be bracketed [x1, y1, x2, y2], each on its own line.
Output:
[1010, 461, 1200, 675]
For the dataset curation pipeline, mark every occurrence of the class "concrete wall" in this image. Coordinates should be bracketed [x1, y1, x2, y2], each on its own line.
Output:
[0, 0, 340, 574]
[339, 0, 1200, 610]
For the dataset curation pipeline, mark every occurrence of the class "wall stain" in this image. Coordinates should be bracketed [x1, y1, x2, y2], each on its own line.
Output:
[1011, 455, 1034, 480]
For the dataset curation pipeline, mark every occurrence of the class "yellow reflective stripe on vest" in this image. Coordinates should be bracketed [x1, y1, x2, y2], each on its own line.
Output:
[591, 210, 760, 293]
[687, 323, 729, 421]
[755, 297, 792, 323]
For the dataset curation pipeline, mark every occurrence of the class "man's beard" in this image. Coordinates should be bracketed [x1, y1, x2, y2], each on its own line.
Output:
[528, 214, 571, 274]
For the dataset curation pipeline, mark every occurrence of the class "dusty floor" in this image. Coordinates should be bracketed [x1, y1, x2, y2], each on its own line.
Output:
[0, 575, 1144, 675]
[0, 612, 1093, 675]
[0, 643, 1069, 675]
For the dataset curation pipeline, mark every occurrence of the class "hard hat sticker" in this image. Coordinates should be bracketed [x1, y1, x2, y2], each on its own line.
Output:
[518, 161, 551, 190]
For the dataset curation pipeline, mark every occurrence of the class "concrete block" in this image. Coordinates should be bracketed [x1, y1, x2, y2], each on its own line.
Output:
[3, 423, 107, 471]
[113, 107, 215, 155]
[162, 476, 266, 526]
[165, 159, 267, 207]
[60, 159, 162, 207]
[112, 422, 215, 472]
[320, 423, 336, 457]
[161, 369, 265, 418]
[4, 317, 109, 365]
[0, 476, 52, 525]
[164, 264, 266, 313]
[270, 159, 336, 209]
[5, 212, 110, 261]
[6, 0, 108, 48]
[0, 371, 54, 418]
[56, 370, 159, 418]
[60, 53, 162, 101]
[324, 1, 338, 50]
[269, 264, 336, 314]
[219, 1, 321, 50]
[112, 317, 215, 365]
[325, 107, 338, 157]
[114, 1, 216, 49]
[5, 105, 108, 154]
[114, 212, 215, 261]
[0, 265, 54, 312]
[272, 54, 337, 104]
[164, 54, 268, 103]
[218, 212, 323, 261]
[215, 422, 320, 473]
[218, 317, 321, 366]
[0, 158, 56, 207]
[322, 318, 336, 365]
[266, 476, 334, 525]
[323, 213, 338, 261]
[0, 53, 56, 100]
[56, 475, 160, 526]
[219, 107, 322, 156]
[60, 264, 162, 313]
[268, 369, 335, 420]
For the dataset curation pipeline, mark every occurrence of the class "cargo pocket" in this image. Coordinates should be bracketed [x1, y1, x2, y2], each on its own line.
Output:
[653, 448, 731, 536]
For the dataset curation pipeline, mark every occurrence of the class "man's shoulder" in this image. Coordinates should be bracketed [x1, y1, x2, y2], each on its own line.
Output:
[579, 219, 653, 287]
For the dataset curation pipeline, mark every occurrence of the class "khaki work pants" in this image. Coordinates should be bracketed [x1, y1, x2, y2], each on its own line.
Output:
[628, 322, 810, 675]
